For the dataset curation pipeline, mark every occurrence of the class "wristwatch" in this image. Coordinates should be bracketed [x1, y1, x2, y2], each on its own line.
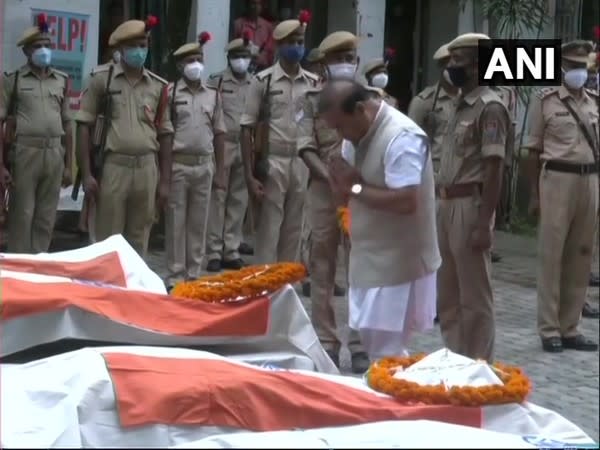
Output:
[351, 183, 363, 196]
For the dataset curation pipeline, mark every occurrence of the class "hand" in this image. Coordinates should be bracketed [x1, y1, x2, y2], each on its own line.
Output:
[0, 166, 11, 190]
[156, 181, 169, 211]
[62, 167, 73, 187]
[328, 156, 362, 195]
[247, 176, 264, 199]
[213, 171, 227, 191]
[528, 194, 540, 217]
[83, 175, 99, 200]
[469, 224, 493, 251]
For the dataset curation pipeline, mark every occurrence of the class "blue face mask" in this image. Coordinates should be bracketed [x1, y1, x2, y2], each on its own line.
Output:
[31, 47, 52, 68]
[279, 45, 305, 63]
[122, 47, 148, 69]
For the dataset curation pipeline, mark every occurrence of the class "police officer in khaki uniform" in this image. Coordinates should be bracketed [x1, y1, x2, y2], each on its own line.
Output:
[164, 35, 227, 288]
[408, 43, 457, 179]
[77, 19, 173, 259]
[303, 48, 324, 77]
[437, 33, 510, 362]
[0, 19, 73, 253]
[525, 41, 599, 352]
[298, 31, 368, 372]
[240, 13, 320, 264]
[205, 37, 253, 272]
[362, 55, 398, 109]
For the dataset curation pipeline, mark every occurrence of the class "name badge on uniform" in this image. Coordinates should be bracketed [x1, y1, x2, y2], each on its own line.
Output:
[269, 89, 283, 96]
[554, 111, 570, 117]
[221, 89, 234, 94]
[175, 101, 188, 106]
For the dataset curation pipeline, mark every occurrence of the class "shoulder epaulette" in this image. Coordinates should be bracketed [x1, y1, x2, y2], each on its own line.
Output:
[90, 64, 111, 77]
[536, 87, 559, 99]
[417, 85, 436, 100]
[304, 70, 320, 82]
[305, 86, 322, 96]
[480, 89, 505, 104]
[256, 67, 273, 82]
[585, 88, 598, 98]
[52, 68, 68, 78]
[147, 71, 168, 85]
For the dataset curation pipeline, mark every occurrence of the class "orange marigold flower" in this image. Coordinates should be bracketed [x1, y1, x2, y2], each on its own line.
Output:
[171, 262, 307, 303]
[366, 355, 531, 407]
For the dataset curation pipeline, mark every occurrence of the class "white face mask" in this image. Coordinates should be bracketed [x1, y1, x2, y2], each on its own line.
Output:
[442, 68, 452, 85]
[563, 68, 588, 90]
[371, 73, 388, 89]
[230, 57, 251, 74]
[327, 63, 357, 80]
[184, 61, 204, 81]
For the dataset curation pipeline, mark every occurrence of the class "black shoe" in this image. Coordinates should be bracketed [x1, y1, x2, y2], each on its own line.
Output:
[561, 335, 598, 351]
[206, 259, 222, 272]
[491, 251, 502, 263]
[302, 282, 311, 297]
[333, 284, 346, 296]
[541, 336, 563, 353]
[222, 258, 245, 270]
[239, 243, 254, 255]
[589, 273, 600, 287]
[326, 349, 339, 367]
[582, 302, 600, 319]
[351, 351, 370, 374]
[434, 315, 439, 324]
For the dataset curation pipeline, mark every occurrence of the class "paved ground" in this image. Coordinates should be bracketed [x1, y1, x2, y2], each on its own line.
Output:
[144, 230, 599, 442]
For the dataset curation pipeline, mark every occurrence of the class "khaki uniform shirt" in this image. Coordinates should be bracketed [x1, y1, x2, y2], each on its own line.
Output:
[77, 63, 173, 155]
[0, 65, 70, 137]
[408, 83, 455, 172]
[207, 68, 250, 144]
[169, 78, 226, 155]
[525, 86, 599, 164]
[297, 85, 343, 163]
[439, 86, 509, 186]
[240, 61, 319, 156]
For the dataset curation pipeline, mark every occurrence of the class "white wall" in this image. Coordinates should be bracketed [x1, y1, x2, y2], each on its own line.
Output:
[1, 0, 98, 83]
[190, 0, 231, 76]
[355, 0, 386, 69]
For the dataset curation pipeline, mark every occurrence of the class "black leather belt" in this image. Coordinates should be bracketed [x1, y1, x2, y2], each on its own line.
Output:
[545, 160, 599, 175]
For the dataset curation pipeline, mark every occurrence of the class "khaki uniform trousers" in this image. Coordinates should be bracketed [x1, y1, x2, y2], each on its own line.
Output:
[7, 137, 64, 253]
[95, 152, 158, 259]
[206, 141, 248, 262]
[308, 179, 362, 354]
[165, 154, 214, 287]
[255, 154, 308, 264]
[437, 195, 495, 362]
[537, 169, 599, 339]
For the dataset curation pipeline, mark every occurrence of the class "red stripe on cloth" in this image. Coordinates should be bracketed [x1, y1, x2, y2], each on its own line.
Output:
[104, 353, 482, 431]
[0, 252, 127, 286]
[1, 278, 270, 336]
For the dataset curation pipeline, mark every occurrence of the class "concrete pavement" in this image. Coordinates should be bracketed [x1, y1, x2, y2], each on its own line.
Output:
[145, 230, 599, 442]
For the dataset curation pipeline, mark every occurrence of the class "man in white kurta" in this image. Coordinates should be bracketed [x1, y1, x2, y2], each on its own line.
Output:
[324, 80, 441, 362]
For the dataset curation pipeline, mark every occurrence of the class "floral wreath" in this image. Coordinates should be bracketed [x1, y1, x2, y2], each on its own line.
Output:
[337, 206, 350, 236]
[171, 263, 307, 303]
[367, 354, 531, 407]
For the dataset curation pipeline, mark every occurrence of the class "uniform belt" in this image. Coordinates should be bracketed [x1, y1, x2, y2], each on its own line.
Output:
[172, 153, 213, 166]
[436, 182, 482, 199]
[545, 160, 599, 175]
[105, 152, 155, 168]
[16, 136, 62, 147]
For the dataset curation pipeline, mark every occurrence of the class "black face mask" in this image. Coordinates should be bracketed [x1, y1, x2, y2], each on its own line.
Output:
[446, 66, 468, 87]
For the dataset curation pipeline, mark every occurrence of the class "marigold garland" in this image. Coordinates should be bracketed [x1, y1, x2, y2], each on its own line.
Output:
[171, 262, 307, 303]
[367, 354, 531, 407]
[337, 206, 350, 235]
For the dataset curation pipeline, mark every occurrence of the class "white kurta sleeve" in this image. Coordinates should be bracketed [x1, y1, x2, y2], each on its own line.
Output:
[341, 139, 355, 165]
[383, 131, 428, 189]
